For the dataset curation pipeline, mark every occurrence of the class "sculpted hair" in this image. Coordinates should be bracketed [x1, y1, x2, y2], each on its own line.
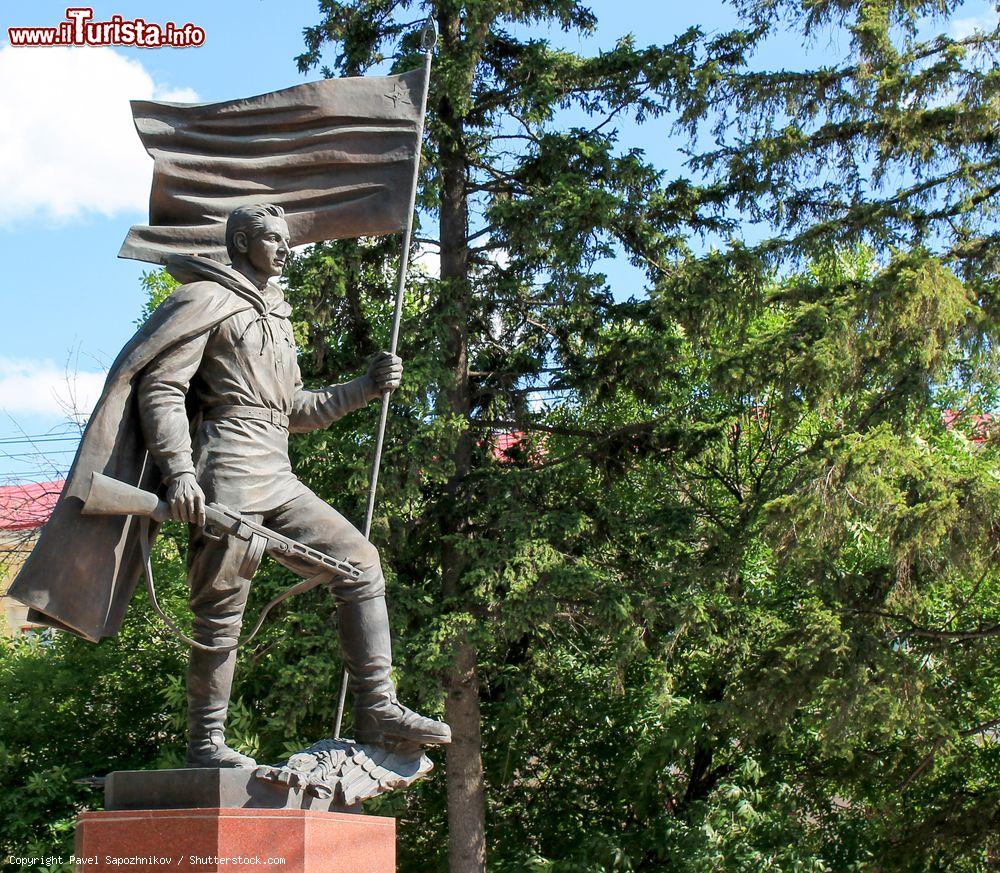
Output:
[225, 204, 287, 260]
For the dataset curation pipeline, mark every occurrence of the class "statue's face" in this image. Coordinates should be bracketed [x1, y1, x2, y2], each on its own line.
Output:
[244, 214, 291, 279]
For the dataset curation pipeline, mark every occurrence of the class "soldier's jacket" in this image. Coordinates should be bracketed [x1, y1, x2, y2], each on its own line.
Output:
[8, 255, 363, 641]
[138, 263, 368, 512]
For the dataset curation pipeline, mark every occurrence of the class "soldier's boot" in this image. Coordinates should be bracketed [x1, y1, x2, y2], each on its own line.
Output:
[185, 645, 257, 768]
[339, 595, 451, 748]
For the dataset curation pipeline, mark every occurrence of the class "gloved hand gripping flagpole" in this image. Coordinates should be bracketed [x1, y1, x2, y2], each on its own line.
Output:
[334, 17, 438, 740]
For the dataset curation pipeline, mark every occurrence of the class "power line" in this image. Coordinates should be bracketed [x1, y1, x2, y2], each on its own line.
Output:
[0, 435, 80, 446]
[0, 451, 76, 460]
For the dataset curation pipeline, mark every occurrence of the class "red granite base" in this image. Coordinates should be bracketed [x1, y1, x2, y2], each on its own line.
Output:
[74, 808, 395, 872]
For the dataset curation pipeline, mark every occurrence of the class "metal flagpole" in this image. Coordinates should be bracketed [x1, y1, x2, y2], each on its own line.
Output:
[334, 17, 438, 740]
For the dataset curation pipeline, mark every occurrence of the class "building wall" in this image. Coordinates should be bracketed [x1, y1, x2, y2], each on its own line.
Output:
[0, 530, 40, 637]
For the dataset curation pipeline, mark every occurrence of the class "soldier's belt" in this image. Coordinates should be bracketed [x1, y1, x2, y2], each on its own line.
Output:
[204, 404, 289, 429]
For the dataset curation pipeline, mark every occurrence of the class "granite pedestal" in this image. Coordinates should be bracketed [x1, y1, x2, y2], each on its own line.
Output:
[74, 769, 394, 872]
[75, 808, 394, 872]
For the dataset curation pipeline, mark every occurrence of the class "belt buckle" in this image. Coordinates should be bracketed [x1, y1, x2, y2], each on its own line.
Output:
[270, 409, 280, 426]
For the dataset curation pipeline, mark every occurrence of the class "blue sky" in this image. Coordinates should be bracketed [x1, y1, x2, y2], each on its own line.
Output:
[0, 1, 995, 480]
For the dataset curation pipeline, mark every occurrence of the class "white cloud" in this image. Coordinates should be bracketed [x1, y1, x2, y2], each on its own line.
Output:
[951, 7, 999, 40]
[157, 87, 200, 103]
[0, 45, 198, 224]
[410, 242, 509, 280]
[413, 242, 441, 278]
[0, 358, 105, 422]
[482, 247, 511, 270]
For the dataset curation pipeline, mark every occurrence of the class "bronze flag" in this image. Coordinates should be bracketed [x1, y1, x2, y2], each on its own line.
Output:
[119, 68, 426, 265]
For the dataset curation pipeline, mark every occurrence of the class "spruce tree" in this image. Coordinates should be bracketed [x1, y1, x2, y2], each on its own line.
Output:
[287, 1, 999, 869]
[291, 1, 700, 868]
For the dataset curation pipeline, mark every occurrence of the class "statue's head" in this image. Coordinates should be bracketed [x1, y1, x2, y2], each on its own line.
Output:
[226, 203, 290, 281]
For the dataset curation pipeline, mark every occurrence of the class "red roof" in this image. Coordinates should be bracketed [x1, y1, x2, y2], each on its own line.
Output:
[492, 430, 525, 462]
[943, 410, 994, 443]
[0, 480, 64, 532]
[489, 430, 548, 465]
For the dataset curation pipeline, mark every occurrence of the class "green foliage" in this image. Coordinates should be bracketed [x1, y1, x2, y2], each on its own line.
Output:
[2, 2, 997, 871]
[292, 2, 999, 870]
[0, 482, 259, 869]
[137, 269, 179, 323]
[0, 591, 185, 866]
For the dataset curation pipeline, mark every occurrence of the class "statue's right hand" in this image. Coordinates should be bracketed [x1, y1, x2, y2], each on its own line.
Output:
[166, 472, 206, 526]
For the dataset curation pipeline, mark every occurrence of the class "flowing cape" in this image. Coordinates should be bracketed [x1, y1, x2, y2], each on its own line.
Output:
[8, 258, 272, 641]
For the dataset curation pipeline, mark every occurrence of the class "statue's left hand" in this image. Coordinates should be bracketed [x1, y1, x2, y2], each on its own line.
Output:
[365, 351, 403, 400]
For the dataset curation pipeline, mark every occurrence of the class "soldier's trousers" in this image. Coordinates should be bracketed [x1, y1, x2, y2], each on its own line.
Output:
[187, 487, 385, 647]
[184, 486, 387, 741]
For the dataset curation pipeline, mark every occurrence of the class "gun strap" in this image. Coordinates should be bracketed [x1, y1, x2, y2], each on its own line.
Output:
[238, 570, 333, 643]
[138, 517, 332, 653]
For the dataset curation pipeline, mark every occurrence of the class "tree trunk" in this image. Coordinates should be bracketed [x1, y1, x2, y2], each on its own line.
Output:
[437, 6, 486, 872]
[444, 635, 486, 871]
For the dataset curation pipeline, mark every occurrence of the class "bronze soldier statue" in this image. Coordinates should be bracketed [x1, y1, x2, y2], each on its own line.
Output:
[10, 203, 450, 767]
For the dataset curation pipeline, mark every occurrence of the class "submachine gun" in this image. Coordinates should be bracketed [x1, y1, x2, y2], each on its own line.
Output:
[81, 472, 361, 652]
